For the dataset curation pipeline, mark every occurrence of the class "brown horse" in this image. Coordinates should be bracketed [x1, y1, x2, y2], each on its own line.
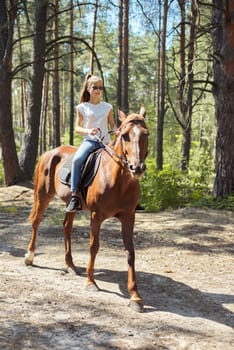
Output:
[24, 108, 148, 312]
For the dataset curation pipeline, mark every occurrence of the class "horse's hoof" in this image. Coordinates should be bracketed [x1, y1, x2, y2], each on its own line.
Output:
[24, 251, 34, 266]
[24, 258, 33, 266]
[65, 266, 80, 275]
[85, 282, 99, 292]
[129, 300, 144, 313]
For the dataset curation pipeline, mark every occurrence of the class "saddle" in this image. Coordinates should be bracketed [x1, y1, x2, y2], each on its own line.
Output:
[59, 147, 104, 202]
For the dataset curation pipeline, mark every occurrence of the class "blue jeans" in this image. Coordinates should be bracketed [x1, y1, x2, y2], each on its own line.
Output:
[71, 140, 100, 193]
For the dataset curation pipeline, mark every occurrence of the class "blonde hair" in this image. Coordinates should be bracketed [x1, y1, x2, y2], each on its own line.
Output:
[79, 74, 103, 103]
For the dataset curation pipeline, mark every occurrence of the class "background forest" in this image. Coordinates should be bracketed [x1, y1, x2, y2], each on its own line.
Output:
[0, 0, 234, 211]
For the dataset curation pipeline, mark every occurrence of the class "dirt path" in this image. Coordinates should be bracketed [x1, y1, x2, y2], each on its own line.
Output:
[0, 185, 234, 350]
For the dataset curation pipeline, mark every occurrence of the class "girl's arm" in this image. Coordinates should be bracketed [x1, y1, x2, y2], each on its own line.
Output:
[108, 109, 117, 132]
[75, 111, 99, 135]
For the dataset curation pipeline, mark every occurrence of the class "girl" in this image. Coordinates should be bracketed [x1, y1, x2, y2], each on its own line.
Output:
[66, 74, 117, 212]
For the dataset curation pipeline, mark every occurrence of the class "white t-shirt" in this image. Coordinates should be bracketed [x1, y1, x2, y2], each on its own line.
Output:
[76, 101, 113, 144]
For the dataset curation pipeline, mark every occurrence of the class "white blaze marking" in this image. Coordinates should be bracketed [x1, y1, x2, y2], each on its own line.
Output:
[133, 125, 140, 163]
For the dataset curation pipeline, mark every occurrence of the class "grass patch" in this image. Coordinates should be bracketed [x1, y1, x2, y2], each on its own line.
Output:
[0, 203, 18, 214]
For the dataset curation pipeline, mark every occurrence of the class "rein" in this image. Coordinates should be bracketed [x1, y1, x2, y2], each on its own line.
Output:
[95, 130, 128, 166]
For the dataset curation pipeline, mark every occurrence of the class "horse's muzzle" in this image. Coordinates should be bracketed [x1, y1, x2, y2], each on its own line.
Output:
[128, 162, 146, 178]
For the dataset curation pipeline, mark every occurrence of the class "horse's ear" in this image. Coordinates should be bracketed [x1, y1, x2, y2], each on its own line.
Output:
[140, 104, 146, 118]
[118, 107, 127, 122]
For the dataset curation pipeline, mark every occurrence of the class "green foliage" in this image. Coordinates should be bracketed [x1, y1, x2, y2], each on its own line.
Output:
[61, 131, 83, 146]
[140, 158, 213, 211]
[0, 202, 18, 214]
[193, 194, 234, 211]
[140, 156, 234, 211]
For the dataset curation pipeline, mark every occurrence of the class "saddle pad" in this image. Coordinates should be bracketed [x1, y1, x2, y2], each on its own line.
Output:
[58, 148, 104, 199]
[59, 153, 74, 186]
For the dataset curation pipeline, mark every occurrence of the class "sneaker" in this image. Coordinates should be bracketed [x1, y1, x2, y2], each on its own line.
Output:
[66, 196, 80, 213]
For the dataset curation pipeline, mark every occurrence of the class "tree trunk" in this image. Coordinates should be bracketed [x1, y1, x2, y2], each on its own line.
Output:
[122, 0, 129, 114]
[0, 0, 24, 185]
[212, 0, 234, 196]
[16, 16, 26, 131]
[52, 0, 60, 148]
[90, 0, 98, 74]
[19, 0, 48, 179]
[181, 124, 191, 171]
[69, 0, 74, 145]
[157, 0, 168, 170]
[169, 0, 197, 171]
[117, 0, 123, 114]
[40, 71, 49, 154]
[180, 0, 196, 170]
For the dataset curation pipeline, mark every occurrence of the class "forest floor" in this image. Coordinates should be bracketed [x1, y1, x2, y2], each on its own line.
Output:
[0, 184, 233, 350]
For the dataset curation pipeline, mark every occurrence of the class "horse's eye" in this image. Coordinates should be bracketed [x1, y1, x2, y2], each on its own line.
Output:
[122, 133, 130, 142]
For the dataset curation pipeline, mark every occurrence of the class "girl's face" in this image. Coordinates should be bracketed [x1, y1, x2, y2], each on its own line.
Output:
[88, 80, 103, 102]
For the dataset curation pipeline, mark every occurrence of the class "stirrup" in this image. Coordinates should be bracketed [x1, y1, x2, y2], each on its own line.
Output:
[66, 195, 80, 213]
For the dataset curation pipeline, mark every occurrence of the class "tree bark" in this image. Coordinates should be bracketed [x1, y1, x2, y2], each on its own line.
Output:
[169, 0, 197, 171]
[90, 0, 98, 74]
[40, 71, 49, 154]
[212, 0, 234, 196]
[16, 15, 26, 131]
[117, 0, 123, 113]
[157, 0, 168, 170]
[179, 0, 197, 170]
[0, 0, 24, 185]
[19, 0, 48, 179]
[52, 0, 60, 148]
[69, 0, 74, 145]
[122, 0, 129, 114]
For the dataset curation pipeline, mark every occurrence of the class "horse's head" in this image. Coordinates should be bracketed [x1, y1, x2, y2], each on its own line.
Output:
[117, 106, 148, 179]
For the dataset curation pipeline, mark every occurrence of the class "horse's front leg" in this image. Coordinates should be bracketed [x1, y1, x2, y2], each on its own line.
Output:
[119, 212, 144, 312]
[86, 211, 102, 291]
[63, 212, 77, 272]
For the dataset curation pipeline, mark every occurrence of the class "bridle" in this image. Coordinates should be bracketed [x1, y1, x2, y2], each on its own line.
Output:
[95, 130, 128, 166]
[95, 118, 148, 168]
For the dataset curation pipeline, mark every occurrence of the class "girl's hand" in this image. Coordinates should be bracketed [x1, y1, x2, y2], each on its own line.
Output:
[89, 128, 99, 136]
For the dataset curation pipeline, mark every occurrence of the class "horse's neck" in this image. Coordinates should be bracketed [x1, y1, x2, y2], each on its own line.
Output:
[113, 138, 123, 157]
[95, 140, 130, 190]
[104, 140, 125, 174]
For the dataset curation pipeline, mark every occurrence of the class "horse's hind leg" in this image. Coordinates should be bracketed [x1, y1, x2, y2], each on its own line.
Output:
[86, 211, 102, 290]
[63, 212, 77, 271]
[24, 188, 55, 266]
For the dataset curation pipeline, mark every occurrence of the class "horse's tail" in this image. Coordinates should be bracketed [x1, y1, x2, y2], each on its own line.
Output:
[28, 159, 40, 223]
[28, 149, 61, 223]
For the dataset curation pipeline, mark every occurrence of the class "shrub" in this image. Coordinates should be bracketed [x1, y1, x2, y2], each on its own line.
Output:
[139, 159, 211, 211]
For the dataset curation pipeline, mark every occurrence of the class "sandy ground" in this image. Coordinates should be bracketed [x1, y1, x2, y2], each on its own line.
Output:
[0, 184, 233, 350]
